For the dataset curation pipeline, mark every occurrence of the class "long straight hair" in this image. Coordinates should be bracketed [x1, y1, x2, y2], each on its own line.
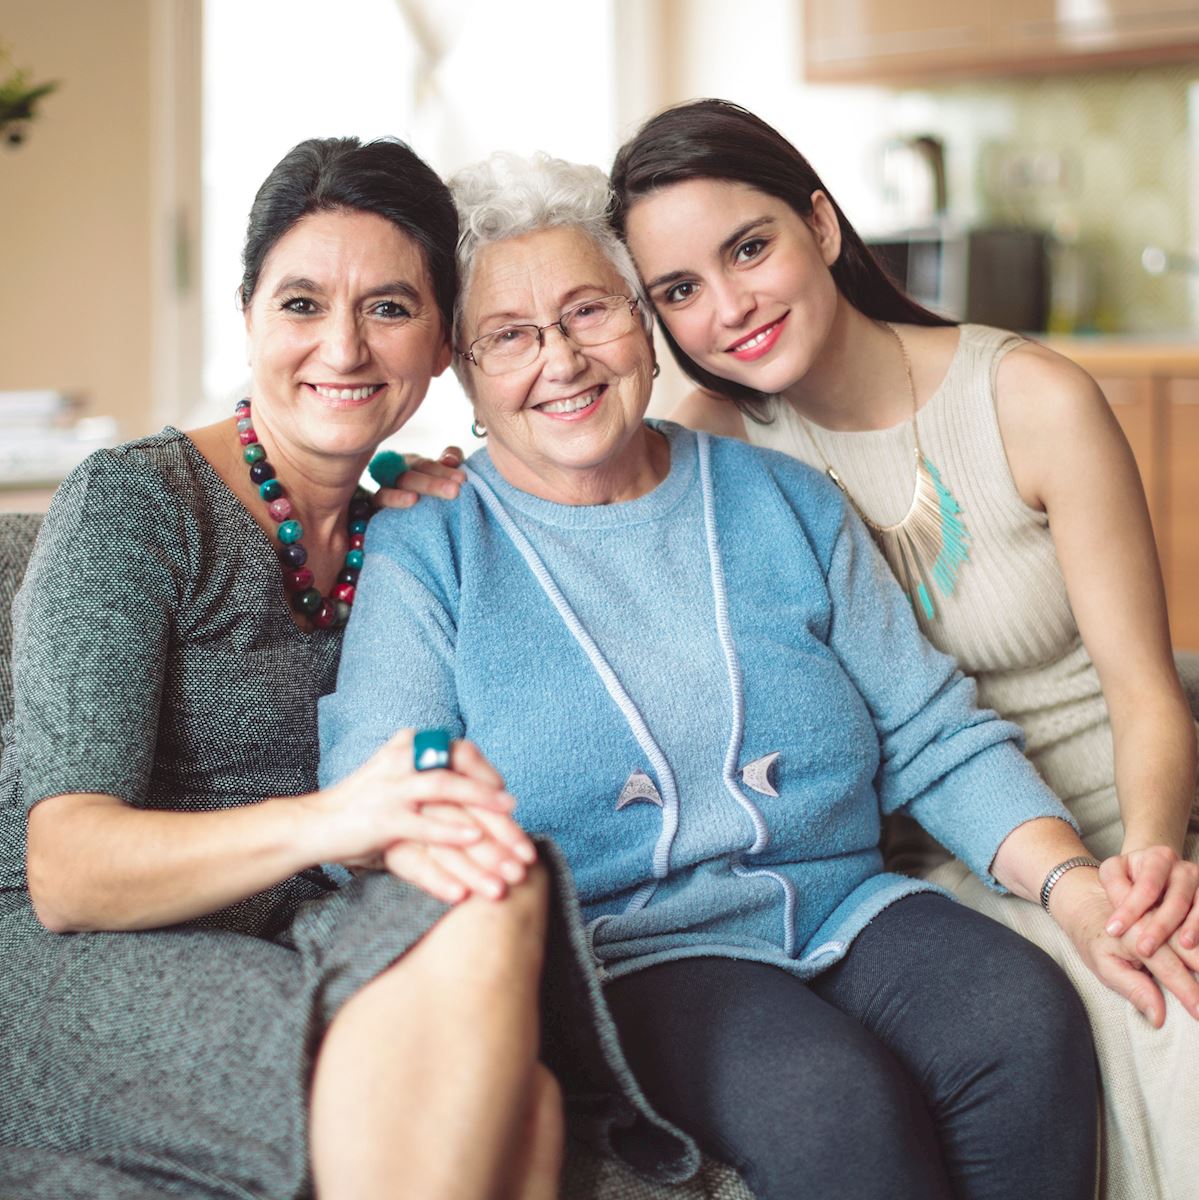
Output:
[610, 99, 954, 418]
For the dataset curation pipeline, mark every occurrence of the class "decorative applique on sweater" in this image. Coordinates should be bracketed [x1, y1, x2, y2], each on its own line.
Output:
[318, 422, 1075, 980]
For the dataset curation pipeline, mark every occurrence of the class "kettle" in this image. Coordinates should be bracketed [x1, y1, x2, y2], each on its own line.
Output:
[880, 134, 948, 230]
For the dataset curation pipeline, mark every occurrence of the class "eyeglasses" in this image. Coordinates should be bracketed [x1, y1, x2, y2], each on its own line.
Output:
[461, 294, 640, 376]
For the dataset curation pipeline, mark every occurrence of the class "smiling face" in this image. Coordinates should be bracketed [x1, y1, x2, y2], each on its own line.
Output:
[461, 225, 658, 502]
[624, 178, 843, 397]
[244, 208, 451, 470]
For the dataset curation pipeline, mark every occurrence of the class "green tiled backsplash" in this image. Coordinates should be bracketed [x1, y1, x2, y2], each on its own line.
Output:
[896, 65, 1197, 334]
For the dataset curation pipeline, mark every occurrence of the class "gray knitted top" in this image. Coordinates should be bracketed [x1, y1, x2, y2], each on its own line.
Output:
[0, 427, 338, 935]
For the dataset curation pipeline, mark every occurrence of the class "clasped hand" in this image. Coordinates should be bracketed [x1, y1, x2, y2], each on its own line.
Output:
[1057, 852, 1199, 1028]
[312, 728, 536, 905]
[1099, 845, 1199, 953]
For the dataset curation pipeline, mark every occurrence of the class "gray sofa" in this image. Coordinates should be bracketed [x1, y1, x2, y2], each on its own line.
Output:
[0, 512, 748, 1199]
[5, 511, 1199, 1200]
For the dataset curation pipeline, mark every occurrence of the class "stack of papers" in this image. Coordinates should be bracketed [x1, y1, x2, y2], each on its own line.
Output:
[0, 391, 118, 485]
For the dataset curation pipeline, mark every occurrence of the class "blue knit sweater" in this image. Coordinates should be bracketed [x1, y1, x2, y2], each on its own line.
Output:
[319, 423, 1074, 980]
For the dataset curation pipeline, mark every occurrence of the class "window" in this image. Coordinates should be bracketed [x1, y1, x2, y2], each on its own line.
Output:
[202, 0, 618, 456]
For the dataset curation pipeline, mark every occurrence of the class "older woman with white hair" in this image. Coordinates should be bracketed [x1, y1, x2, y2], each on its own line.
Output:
[319, 152, 1119, 1200]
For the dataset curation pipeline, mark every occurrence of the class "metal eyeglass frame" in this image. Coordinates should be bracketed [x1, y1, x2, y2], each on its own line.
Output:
[460, 294, 640, 375]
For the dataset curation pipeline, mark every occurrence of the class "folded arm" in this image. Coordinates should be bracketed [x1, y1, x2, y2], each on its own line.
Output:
[27, 731, 521, 932]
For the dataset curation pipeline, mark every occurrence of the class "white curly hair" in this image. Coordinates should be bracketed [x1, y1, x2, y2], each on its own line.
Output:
[448, 151, 650, 390]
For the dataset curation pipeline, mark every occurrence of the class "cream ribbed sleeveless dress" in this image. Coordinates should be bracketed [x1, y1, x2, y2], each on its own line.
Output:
[745, 323, 1199, 1200]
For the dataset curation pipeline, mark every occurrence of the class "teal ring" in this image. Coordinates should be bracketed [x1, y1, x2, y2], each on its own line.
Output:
[413, 727, 452, 772]
[368, 450, 408, 489]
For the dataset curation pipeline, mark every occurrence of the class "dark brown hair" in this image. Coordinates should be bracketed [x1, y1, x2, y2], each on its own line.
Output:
[610, 99, 953, 417]
[240, 137, 458, 336]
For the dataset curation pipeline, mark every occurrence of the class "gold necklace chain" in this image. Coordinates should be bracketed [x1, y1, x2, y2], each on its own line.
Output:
[801, 321, 923, 534]
[794, 322, 971, 621]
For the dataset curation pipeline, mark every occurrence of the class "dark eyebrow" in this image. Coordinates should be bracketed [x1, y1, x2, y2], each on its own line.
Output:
[362, 279, 423, 304]
[272, 275, 321, 299]
[270, 276, 423, 303]
[720, 217, 775, 256]
[643, 268, 689, 293]
[643, 217, 776, 292]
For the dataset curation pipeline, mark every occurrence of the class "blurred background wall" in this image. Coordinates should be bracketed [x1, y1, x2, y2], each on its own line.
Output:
[1, 0, 157, 439]
[3, 0, 1198, 467]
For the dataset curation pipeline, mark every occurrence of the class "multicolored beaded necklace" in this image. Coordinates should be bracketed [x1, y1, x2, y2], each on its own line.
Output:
[235, 397, 374, 629]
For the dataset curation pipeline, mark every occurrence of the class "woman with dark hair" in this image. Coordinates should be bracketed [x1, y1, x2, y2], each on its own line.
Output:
[613, 101, 953, 423]
[0, 135, 579, 1200]
[610, 98, 1199, 1197]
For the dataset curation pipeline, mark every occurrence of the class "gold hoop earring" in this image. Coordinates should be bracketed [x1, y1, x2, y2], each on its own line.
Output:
[471, 419, 488, 439]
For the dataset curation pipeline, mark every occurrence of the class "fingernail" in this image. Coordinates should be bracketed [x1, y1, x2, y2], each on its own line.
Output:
[1138, 938, 1156, 957]
[1182, 932, 1197, 949]
[498, 792, 517, 810]
[514, 840, 537, 863]
[1106, 920, 1123, 936]
[500, 860, 525, 883]
[486, 879, 506, 899]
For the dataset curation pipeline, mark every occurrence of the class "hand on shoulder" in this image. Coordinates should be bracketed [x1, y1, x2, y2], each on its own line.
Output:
[374, 446, 466, 510]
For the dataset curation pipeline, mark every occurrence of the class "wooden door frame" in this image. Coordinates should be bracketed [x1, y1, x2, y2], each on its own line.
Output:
[149, 0, 204, 429]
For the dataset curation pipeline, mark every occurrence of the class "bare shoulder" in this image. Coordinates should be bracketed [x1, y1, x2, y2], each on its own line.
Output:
[667, 387, 749, 440]
[994, 338, 1110, 438]
[993, 338, 1129, 508]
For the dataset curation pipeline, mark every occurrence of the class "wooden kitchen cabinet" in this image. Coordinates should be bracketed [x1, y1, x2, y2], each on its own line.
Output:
[1008, 0, 1199, 61]
[1053, 342, 1199, 651]
[803, 0, 1199, 82]
[804, 0, 998, 82]
[1165, 379, 1199, 650]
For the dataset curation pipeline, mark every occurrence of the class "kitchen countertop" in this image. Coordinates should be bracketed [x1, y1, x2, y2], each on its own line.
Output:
[1040, 335, 1199, 375]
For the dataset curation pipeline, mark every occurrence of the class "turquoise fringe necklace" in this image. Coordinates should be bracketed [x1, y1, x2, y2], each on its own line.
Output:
[802, 323, 972, 622]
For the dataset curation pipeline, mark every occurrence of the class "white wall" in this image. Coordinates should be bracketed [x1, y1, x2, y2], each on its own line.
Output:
[201, 0, 621, 455]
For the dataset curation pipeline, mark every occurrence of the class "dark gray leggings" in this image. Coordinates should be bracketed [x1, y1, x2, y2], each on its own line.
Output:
[606, 894, 1098, 1200]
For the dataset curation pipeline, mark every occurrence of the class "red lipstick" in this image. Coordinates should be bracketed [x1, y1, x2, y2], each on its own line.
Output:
[726, 314, 788, 362]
